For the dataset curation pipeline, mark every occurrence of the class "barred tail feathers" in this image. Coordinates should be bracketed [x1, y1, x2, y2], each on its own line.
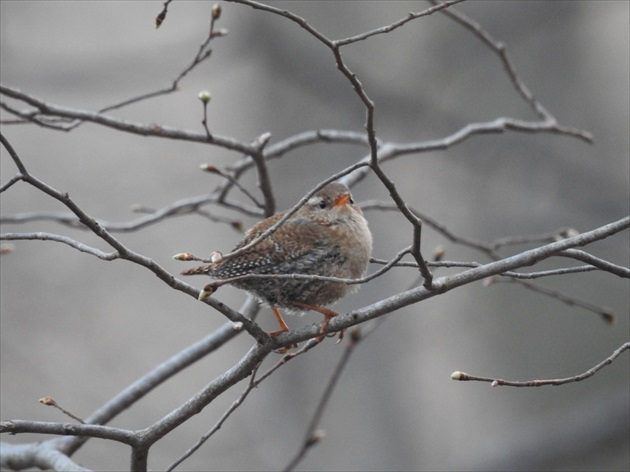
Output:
[181, 264, 213, 276]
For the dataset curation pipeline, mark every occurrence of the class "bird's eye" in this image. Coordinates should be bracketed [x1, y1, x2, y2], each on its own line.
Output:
[318, 199, 327, 209]
[348, 196, 355, 204]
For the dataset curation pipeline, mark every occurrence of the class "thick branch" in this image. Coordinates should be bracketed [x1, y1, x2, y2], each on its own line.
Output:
[270, 216, 629, 346]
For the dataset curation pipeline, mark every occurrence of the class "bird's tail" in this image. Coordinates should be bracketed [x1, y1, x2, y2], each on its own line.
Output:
[181, 264, 213, 276]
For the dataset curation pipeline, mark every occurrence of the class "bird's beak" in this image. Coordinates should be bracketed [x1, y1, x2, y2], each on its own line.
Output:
[334, 193, 351, 207]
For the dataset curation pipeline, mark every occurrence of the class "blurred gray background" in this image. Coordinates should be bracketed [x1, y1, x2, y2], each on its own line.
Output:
[1, 1, 628, 471]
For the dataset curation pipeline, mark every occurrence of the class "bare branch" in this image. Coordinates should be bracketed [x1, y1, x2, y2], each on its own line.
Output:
[167, 322, 335, 471]
[248, 132, 276, 216]
[0, 173, 22, 193]
[0, 421, 138, 446]
[371, 257, 602, 279]
[334, 1, 466, 46]
[28, 204, 602, 472]
[54, 300, 257, 457]
[1, 232, 118, 260]
[0, 306, 259, 471]
[265, 216, 629, 346]
[0, 442, 91, 472]
[39, 397, 86, 424]
[283, 329, 362, 471]
[0, 85, 256, 154]
[1, 194, 261, 231]
[363, 200, 626, 316]
[130, 343, 271, 469]
[1, 4, 625, 470]
[0, 132, 268, 343]
[362, 200, 493, 254]
[451, 342, 630, 387]
[492, 278, 616, 324]
[166, 361, 264, 471]
[483, 265, 600, 279]
[81, 2, 223, 116]
[559, 249, 630, 278]
[264, 129, 371, 158]
[431, 0, 592, 143]
[490, 228, 578, 249]
[200, 164, 264, 209]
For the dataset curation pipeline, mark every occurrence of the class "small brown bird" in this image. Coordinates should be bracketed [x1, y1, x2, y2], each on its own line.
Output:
[181, 182, 372, 338]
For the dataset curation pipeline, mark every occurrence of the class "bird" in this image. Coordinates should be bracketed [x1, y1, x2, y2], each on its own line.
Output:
[181, 182, 372, 341]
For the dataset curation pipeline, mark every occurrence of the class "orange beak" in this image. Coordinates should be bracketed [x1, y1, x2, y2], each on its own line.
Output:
[334, 193, 351, 207]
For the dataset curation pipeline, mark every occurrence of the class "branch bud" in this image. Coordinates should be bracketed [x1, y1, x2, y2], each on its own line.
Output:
[482, 277, 496, 287]
[231, 220, 244, 232]
[554, 227, 579, 240]
[0, 244, 15, 255]
[155, 9, 167, 29]
[173, 252, 195, 261]
[212, 3, 222, 20]
[129, 203, 145, 213]
[39, 396, 56, 406]
[349, 326, 362, 343]
[306, 429, 326, 447]
[200, 163, 219, 173]
[451, 371, 465, 380]
[433, 245, 445, 261]
[199, 284, 216, 301]
[198, 90, 212, 103]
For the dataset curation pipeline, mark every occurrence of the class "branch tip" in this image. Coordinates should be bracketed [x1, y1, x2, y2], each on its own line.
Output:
[173, 252, 195, 261]
[451, 371, 465, 380]
[0, 243, 15, 254]
[306, 428, 326, 447]
[198, 90, 212, 103]
[212, 4, 222, 20]
[199, 284, 216, 300]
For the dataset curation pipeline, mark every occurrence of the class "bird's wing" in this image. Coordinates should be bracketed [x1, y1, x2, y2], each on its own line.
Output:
[216, 217, 338, 277]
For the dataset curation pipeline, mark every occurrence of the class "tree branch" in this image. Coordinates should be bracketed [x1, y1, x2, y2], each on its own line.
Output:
[451, 342, 630, 387]
[270, 216, 629, 346]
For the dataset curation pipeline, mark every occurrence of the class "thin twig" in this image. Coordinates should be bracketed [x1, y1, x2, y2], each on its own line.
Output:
[186, 245, 411, 294]
[494, 278, 616, 324]
[0, 421, 138, 446]
[559, 249, 630, 278]
[0, 132, 268, 344]
[1, 232, 119, 260]
[166, 362, 264, 471]
[490, 228, 578, 249]
[283, 329, 362, 471]
[362, 200, 626, 317]
[0, 85, 257, 154]
[451, 342, 630, 387]
[1, 194, 261, 231]
[370, 257, 603, 279]
[334, 0, 466, 46]
[249, 132, 276, 216]
[167, 325, 329, 471]
[39, 397, 86, 424]
[129, 343, 272, 470]
[50, 300, 257, 457]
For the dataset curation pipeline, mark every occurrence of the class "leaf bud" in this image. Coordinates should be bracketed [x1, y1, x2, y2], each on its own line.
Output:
[198, 90, 212, 103]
